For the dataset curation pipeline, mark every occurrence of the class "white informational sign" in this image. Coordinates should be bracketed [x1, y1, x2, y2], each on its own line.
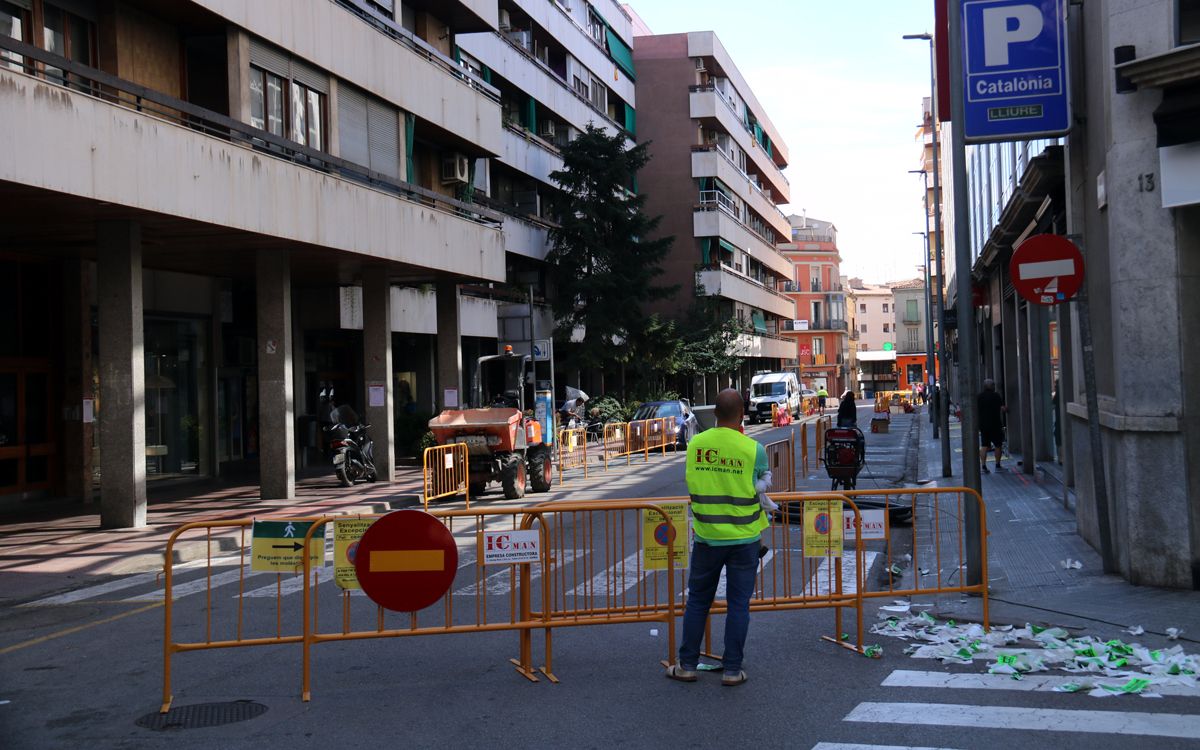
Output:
[843, 509, 888, 541]
[368, 382, 386, 407]
[81, 399, 94, 424]
[480, 530, 541, 565]
[443, 388, 459, 408]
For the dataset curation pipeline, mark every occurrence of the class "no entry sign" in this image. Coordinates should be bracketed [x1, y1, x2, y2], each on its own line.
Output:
[1010, 234, 1084, 305]
[354, 509, 458, 612]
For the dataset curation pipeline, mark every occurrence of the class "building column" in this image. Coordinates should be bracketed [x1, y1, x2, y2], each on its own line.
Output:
[256, 249, 295, 499]
[363, 273, 395, 481]
[435, 282, 463, 410]
[61, 259, 93, 504]
[97, 221, 146, 528]
[1029, 304, 1054, 462]
[1016, 301, 1035, 473]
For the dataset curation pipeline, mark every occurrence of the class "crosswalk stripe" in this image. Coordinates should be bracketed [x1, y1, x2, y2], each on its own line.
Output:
[844, 702, 1200, 739]
[715, 550, 774, 598]
[19, 557, 229, 606]
[571, 552, 645, 597]
[882, 669, 1200, 697]
[814, 551, 878, 595]
[126, 567, 271, 601]
[454, 550, 585, 596]
[812, 743, 961, 750]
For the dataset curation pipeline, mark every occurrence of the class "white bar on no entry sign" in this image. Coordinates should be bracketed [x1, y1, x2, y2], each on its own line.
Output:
[1018, 258, 1075, 279]
[845, 702, 1200, 739]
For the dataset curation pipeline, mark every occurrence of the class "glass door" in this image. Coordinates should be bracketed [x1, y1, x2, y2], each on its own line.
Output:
[0, 366, 55, 494]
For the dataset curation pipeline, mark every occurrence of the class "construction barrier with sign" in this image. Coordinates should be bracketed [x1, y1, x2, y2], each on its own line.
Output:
[763, 434, 795, 493]
[557, 428, 588, 484]
[157, 486, 986, 708]
[422, 442, 469, 510]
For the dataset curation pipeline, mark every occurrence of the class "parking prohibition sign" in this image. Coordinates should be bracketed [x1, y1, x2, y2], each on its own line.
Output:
[353, 509, 458, 612]
[1010, 234, 1084, 306]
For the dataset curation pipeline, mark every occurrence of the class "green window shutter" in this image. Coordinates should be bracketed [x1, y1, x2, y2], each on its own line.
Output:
[604, 26, 636, 80]
[403, 112, 415, 183]
[701, 238, 712, 265]
[481, 65, 492, 84]
[624, 105, 636, 135]
[751, 310, 768, 334]
[526, 96, 537, 131]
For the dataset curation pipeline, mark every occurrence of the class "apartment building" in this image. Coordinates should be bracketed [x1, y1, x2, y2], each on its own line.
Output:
[632, 30, 794, 391]
[890, 277, 930, 392]
[845, 279, 896, 397]
[455, 0, 636, 351]
[0, 0, 512, 524]
[777, 216, 848, 395]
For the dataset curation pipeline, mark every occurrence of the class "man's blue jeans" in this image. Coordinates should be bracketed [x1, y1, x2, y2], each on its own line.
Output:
[678, 539, 760, 674]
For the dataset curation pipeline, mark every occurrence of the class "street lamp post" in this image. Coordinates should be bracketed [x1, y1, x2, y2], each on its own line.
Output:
[903, 31, 952, 479]
[910, 169, 938, 436]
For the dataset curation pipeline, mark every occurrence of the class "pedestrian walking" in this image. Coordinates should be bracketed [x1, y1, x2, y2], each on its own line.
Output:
[667, 389, 769, 687]
[977, 379, 1007, 473]
[836, 390, 857, 428]
[817, 386, 829, 411]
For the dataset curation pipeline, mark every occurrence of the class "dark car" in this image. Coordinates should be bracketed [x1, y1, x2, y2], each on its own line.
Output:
[630, 399, 698, 449]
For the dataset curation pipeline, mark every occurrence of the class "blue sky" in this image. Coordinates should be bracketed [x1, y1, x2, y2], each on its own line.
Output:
[626, 0, 937, 283]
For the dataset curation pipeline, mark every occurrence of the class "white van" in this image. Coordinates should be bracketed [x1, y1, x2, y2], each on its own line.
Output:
[748, 372, 802, 423]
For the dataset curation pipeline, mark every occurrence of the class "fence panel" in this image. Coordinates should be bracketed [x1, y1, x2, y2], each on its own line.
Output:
[763, 434, 795, 493]
[602, 422, 629, 469]
[557, 428, 589, 484]
[422, 442, 470, 510]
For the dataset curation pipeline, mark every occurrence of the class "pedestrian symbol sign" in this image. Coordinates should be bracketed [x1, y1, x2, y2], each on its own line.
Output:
[642, 502, 689, 570]
[334, 518, 375, 589]
[804, 500, 844, 558]
[251, 520, 325, 572]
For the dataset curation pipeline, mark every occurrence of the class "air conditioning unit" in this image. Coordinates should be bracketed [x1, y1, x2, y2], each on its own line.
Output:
[539, 120, 557, 138]
[498, 9, 511, 30]
[441, 153, 470, 184]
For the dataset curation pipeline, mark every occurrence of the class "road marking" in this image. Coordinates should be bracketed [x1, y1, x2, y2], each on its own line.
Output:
[715, 550, 774, 598]
[19, 558, 231, 606]
[812, 744, 962, 750]
[0, 602, 162, 656]
[455, 550, 585, 596]
[844, 702, 1200, 739]
[127, 567, 270, 602]
[814, 551, 879, 595]
[882, 669, 1200, 697]
[570, 552, 645, 598]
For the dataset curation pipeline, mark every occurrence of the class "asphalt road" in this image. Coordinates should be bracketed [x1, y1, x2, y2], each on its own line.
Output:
[2, 410, 1198, 749]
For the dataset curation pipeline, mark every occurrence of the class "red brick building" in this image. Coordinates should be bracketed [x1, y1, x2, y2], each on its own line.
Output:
[777, 216, 849, 394]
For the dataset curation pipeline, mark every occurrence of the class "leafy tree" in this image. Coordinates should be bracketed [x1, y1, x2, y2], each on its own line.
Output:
[546, 125, 675, 374]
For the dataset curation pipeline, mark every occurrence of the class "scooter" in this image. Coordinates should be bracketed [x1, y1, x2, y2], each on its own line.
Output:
[325, 404, 377, 487]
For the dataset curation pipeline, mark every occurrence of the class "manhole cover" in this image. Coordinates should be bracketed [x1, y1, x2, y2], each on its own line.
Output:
[136, 701, 267, 731]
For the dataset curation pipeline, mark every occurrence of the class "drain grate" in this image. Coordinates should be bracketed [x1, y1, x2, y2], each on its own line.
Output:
[136, 701, 267, 731]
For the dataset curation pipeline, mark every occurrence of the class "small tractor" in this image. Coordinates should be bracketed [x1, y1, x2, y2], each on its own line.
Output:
[428, 346, 553, 499]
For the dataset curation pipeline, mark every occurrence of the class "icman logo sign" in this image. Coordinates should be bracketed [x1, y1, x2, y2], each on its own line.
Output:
[481, 530, 540, 565]
[694, 448, 745, 469]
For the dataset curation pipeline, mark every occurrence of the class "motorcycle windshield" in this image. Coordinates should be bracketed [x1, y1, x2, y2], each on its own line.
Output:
[333, 404, 360, 426]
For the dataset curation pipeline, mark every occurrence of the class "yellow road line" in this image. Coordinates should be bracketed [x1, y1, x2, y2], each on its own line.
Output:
[0, 601, 162, 656]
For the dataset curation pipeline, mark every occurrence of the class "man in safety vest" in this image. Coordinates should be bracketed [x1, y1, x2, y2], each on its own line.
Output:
[666, 389, 770, 687]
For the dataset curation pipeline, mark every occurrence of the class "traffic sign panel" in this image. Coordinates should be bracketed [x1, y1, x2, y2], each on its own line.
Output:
[251, 520, 325, 573]
[353, 510, 458, 612]
[642, 502, 689, 570]
[961, 0, 1070, 142]
[1010, 234, 1084, 305]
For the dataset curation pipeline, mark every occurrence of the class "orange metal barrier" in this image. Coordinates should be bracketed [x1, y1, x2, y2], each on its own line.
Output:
[622, 419, 651, 462]
[557, 428, 589, 484]
[422, 442, 470, 510]
[799, 420, 810, 474]
[763, 434, 795, 493]
[602, 422, 629, 469]
[815, 416, 832, 467]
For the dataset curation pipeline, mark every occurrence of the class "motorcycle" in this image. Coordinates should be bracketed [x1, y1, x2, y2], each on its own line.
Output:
[325, 404, 377, 487]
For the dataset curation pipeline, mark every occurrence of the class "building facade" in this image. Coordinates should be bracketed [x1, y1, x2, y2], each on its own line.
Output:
[778, 216, 848, 394]
[631, 30, 794, 393]
[942, 1, 1200, 588]
[0, 0, 639, 523]
[846, 279, 894, 354]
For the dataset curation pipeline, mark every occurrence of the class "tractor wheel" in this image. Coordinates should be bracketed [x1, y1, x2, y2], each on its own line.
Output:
[529, 447, 553, 493]
[501, 455, 526, 499]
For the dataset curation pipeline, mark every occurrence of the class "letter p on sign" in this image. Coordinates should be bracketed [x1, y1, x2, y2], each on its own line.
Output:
[982, 4, 1043, 66]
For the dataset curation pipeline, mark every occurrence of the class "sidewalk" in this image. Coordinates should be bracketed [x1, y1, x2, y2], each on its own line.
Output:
[0, 468, 425, 604]
[914, 405, 1200, 643]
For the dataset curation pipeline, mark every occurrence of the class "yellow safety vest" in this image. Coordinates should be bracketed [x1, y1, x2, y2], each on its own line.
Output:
[685, 428, 767, 542]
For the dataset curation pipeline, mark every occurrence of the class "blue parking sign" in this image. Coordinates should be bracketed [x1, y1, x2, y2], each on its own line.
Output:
[961, 0, 1070, 142]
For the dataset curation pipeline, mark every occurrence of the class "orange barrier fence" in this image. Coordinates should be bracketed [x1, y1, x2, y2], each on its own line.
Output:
[814, 416, 832, 467]
[601, 422, 628, 469]
[763, 434, 795, 493]
[422, 442, 469, 510]
[556, 428, 589, 484]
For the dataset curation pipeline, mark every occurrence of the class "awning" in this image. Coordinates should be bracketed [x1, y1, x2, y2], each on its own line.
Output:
[605, 26, 636, 80]
[718, 238, 738, 256]
[751, 310, 767, 334]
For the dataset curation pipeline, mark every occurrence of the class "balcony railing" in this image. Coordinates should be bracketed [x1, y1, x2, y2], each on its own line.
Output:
[691, 144, 790, 225]
[0, 34, 504, 229]
[902, 315, 923, 325]
[697, 189, 741, 219]
[688, 84, 789, 186]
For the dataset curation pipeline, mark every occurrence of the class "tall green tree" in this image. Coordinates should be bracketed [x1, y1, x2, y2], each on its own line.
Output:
[546, 124, 675, 373]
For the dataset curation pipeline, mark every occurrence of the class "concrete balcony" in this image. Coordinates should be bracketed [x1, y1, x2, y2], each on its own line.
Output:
[696, 268, 796, 319]
[688, 88, 789, 203]
[339, 286, 499, 337]
[691, 148, 790, 238]
[500, 212, 554, 262]
[194, 0, 502, 154]
[693, 207, 793, 279]
[735, 332, 795, 360]
[501, 122, 564, 187]
[0, 66, 506, 282]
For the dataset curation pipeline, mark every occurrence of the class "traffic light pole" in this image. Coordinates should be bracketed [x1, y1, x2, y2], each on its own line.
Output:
[948, 0, 983, 586]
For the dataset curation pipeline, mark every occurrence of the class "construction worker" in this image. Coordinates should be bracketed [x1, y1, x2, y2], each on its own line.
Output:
[817, 386, 829, 411]
[666, 389, 769, 687]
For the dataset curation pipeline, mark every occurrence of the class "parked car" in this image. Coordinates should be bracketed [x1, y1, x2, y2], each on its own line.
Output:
[630, 399, 698, 449]
[801, 388, 817, 399]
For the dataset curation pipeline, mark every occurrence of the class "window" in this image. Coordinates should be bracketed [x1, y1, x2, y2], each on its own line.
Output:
[1183, 0, 1200, 44]
[290, 80, 324, 149]
[0, 0, 27, 71]
[860, 324, 868, 333]
[859, 303, 866, 313]
[813, 337, 824, 356]
[907, 328, 920, 350]
[906, 299, 919, 321]
[589, 75, 607, 112]
[249, 66, 285, 136]
[882, 303, 889, 313]
[811, 276, 821, 292]
[587, 8, 605, 44]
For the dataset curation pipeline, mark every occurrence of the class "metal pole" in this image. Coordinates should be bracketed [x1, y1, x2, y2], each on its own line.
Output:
[948, 1, 983, 586]
[922, 233, 936, 428]
[928, 40, 952, 478]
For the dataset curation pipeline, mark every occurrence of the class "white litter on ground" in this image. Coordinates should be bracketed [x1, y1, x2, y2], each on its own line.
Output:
[871, 609, 1200, 699]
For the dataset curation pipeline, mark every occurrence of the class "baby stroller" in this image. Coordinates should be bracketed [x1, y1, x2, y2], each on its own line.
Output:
[824, 426, 866, 491]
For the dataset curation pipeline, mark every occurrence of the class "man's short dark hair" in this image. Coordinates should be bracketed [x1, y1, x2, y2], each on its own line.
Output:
[714, 389, 744, 423]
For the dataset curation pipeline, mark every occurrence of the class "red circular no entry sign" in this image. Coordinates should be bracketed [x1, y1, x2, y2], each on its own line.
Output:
[353, 509, 458, 612]
[1010, 234, 1085, 306]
